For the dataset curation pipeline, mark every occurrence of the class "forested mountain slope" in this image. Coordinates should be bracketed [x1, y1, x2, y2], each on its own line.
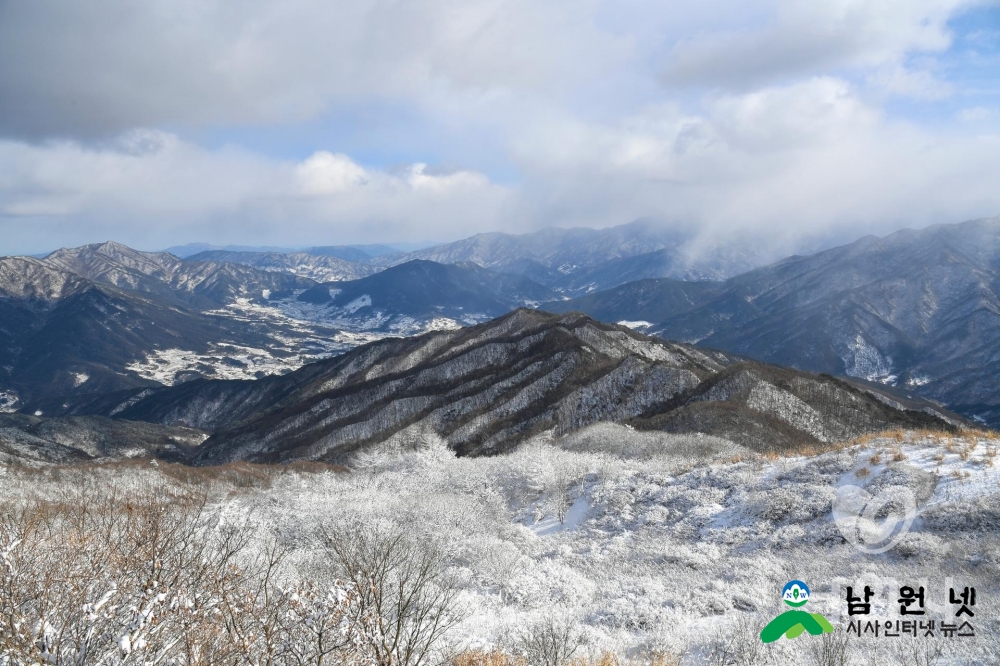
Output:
[45, 241, 314, 307]
[549, 217, 1000, 426]
[0, 256, 289, 406]
[185, 249, 379, 282]
[38, 310, 952, 464]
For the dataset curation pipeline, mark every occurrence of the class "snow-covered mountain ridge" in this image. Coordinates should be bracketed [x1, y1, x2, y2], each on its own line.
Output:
[0, 243, 553, 410]
[34, 310, 955, 466]
[549, 216, 1000, 427]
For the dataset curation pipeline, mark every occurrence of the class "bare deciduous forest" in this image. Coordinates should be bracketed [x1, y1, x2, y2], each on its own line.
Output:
[2, 426, 998, 665]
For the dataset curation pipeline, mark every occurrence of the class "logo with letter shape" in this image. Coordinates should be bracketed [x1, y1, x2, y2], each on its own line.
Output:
[760, 581, 835, 643]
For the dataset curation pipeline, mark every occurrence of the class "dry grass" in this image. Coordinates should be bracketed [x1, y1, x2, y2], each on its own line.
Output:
[851, 428, 966, 447]
[842, 428, 1000, 468]
[855, 467, 870, 478]
[568, 651, 680, 666]
[762, 439, 857, 460]
[756, 426, 979, 460]
[886, 428, 907, 443]
[451, 651, 680, 666]
[452, 651, 527, 666]
[852, 432, 878, 447]
[7, 457, 349, 492]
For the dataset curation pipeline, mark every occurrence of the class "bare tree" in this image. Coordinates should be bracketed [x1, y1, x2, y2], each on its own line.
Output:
[515, 618, 584, 666]
[481, 543, 525, 605]
[325, 525, 463, 666]
[0, 485, 250, 665]
[809, 633, 851, 666]
[892, 643, 943, 666]
[705, 615, 772, 666]
[0, 481, 363, 666]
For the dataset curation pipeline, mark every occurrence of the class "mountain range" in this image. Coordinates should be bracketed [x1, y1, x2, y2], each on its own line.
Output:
[1, 215, 998, 462]
[0, 241, 566, 412]
[185, 249, 380, 282]
[548, 217, 1000, 425]
[296, 260, 556, 322]
[0, 252, 289, 408]
[0, 413, 206, 465]
[30, 310, 953, 465]
[193, 220, 767, 296]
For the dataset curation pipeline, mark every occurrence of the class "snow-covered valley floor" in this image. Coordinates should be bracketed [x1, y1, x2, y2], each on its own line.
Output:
[126, 295, 478, 384]
[2, 426, 997, 664]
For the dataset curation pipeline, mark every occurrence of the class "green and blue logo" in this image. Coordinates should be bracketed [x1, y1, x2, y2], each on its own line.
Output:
[782, 580, 810, 607]
[761, 581, 834, 643]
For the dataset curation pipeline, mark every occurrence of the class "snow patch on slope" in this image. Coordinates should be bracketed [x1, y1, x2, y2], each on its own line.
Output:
[0, 391, 20, 413]
[617, 320, 653, 330]
[126, 347, 293, 385]
[843, 334, 895, 384]
[342, 294, 371, 313]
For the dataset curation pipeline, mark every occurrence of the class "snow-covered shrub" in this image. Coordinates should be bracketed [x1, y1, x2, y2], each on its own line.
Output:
[704, 614, 773, 666]
[807, 633, 850, 666]
[2, 434, 998, 665]
[0, 476, 458, 666]
[514, 618, 585, 666]
[0, 485, 251, 665]
[323, 523, 464, 666]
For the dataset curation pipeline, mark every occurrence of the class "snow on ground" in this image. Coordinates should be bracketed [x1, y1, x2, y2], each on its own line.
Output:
[617, 320, 654, 330]
[212, 295, 487, 337]
[0, 427, 997, 662]
[0, 391, 20, 413]
[228, 429, 1000, 663]
[343, 294, 371, 313]
[844, 334, 897, 385]
[126, 296, 487, 384]
[125, 345, 311, 384]
[421, 317, 466, 332]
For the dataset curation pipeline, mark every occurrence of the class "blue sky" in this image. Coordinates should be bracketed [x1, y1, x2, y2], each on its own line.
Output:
[0, 0, 998, 255]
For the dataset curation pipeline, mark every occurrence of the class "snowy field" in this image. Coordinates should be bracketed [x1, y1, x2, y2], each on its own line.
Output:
[126, 295, 481, 384]
[2, 425, 997, 664]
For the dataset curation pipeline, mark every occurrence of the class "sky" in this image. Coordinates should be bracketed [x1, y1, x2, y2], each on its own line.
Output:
[1, 0, 999, 255]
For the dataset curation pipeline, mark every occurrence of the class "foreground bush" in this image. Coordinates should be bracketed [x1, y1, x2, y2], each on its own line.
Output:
[0, 479, 459, 666]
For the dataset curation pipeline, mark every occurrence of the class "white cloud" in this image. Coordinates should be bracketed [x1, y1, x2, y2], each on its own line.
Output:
[4, 73, 1000, 256]
[0, 0, 998, 255]
[508, 77, 1000, 252]
[957, 106, 994, 122]
[867, 64, 955, 100]
[660, 0, 977, 95]
[0, 0, 632, 140]
[0, 135, 512, 250]
[295, 152, 369, 194]
[2, 0, 985, 139]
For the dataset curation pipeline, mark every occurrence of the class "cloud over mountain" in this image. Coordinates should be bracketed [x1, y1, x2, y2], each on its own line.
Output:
[0, 1, 997, 254]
